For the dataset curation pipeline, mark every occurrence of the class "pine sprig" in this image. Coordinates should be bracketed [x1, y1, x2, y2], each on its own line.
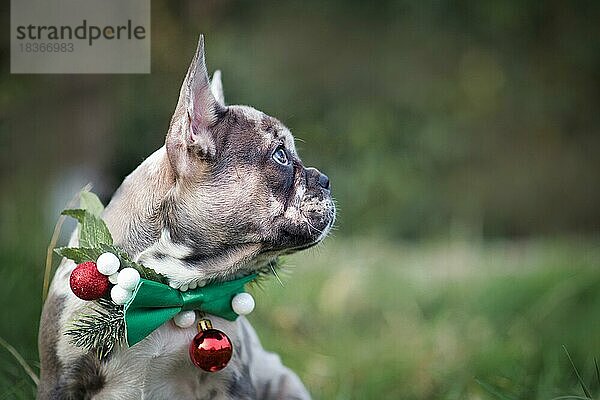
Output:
[65, 298, 125, 360]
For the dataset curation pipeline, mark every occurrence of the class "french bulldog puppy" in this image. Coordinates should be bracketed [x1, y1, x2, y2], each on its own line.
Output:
[38, 35, 335, 399]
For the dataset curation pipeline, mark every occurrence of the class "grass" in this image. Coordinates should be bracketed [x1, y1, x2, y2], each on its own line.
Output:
[0, 236, 599, 399]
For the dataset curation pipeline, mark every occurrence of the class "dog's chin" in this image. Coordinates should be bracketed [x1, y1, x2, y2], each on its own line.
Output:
[286, 218, 335, 253]
[271, 205, 336, 255]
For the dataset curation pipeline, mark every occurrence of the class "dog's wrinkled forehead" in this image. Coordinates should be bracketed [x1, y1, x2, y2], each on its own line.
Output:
[221, 105, 297, 156]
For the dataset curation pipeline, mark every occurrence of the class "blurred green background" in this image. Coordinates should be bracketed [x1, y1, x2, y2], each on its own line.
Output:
[1, 1, 599, 399]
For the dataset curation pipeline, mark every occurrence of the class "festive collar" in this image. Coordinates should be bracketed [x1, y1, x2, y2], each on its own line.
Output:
[124, 274, 255, 346]
[55, 191, 258, 371]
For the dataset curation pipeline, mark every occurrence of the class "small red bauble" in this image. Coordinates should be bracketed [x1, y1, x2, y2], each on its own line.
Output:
[189, 319, 233, 372]
[70, 261, 110, 300]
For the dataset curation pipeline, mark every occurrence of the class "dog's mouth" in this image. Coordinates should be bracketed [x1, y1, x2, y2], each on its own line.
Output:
[268, 196, 336, 255]
[284, 210, 335, 252]
[219, 203, 335, 283]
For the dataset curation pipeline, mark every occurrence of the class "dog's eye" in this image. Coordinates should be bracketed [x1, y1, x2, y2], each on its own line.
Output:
[272, 146, 289, 166]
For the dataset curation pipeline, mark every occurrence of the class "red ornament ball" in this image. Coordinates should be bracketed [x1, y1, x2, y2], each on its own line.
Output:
[189, 328, 233, 372]
[70, 261, 110, 300]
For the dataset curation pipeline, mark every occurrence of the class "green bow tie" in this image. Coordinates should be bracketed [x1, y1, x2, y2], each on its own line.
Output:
[124, 274, 257, 346]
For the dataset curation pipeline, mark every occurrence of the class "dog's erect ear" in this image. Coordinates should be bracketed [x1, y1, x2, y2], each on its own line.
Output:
[166, 35, 223, 175]
[210, 70, 225, 106]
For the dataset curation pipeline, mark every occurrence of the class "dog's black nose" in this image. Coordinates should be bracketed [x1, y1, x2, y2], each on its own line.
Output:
[318, 172, 330, 189]
[305, 167, 331, 190]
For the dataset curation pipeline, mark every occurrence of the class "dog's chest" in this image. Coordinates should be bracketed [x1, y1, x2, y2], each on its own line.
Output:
[96, 320, 255, 399]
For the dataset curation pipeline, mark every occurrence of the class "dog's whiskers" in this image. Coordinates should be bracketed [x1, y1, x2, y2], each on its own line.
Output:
[270, 263, 285, 287]
[304, 217, 326, 235]
[304, 219, 314, 236]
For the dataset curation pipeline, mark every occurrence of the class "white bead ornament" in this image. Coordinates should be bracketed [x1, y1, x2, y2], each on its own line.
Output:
[173, 310, 196, 328]
[111, 285, 133, 305]
[108, 272, 119, 285]
[96, 252, 120, 275]
[117, 268, 140, 291]
[231, 293, 255, 315]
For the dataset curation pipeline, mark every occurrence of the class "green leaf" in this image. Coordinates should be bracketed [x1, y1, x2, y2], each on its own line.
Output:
[55, 244, 167, 284]
[57, 201, 166, 283]
[54, 247, 104, 264]
[61, 208, 86, 223]
[117, 253, 168, 284]
[80, 191, 105, 217]
[62, 209, 113, 247]
[103, 245, 167, 283]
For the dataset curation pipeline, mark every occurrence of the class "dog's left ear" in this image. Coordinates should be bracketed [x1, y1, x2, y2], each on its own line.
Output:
[166, 35, 224, 176]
